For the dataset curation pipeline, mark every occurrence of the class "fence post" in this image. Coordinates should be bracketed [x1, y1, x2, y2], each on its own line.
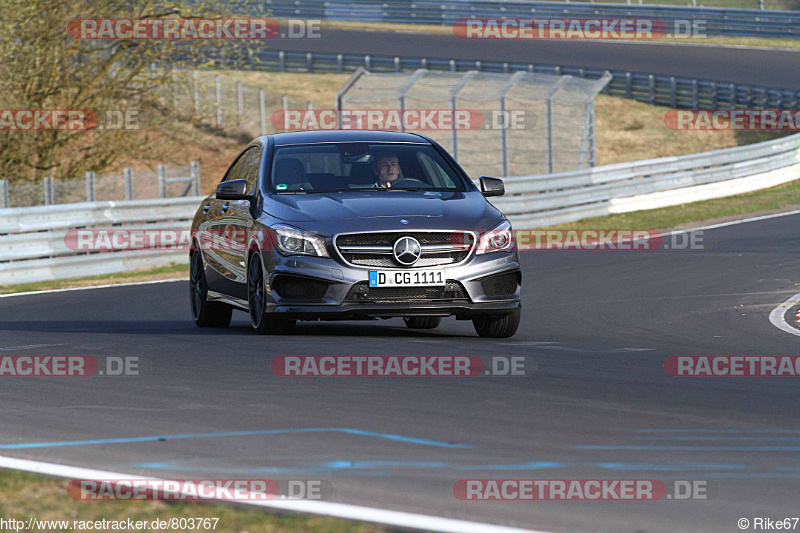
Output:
[85, 171, 95, 202]
[215, 75, 222, 127]
[193, 70, 200, 115]
[44, 177, 54, 205]
[191, 161, 200, 196]
[171, 65, 178, 109]
[282, 95, 289, 131]
[260, 89, 267, 136]
[0, 179, 8, 208]
[237, 81, 243, 129]
[158, 164, 167, 198]
[124, 168, 133, 200]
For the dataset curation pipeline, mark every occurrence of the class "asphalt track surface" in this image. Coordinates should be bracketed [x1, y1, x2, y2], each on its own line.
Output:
[1, 213, 799, 532]
[270, 27, 800, 91]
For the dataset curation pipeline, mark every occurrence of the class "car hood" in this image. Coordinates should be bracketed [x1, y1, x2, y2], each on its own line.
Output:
[263, 191, 503, 234]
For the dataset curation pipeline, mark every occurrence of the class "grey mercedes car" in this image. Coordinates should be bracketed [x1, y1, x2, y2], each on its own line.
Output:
[189, 130, 521, 337]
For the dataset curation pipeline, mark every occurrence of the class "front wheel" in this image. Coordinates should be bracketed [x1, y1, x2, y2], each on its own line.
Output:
[190, 250, 232, 328]
[247, 252, 296, 335]
[472, 308, 521, 338]
[403, 316, 442, 329]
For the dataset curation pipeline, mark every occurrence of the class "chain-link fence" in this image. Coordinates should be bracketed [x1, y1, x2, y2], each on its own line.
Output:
[335, 68, 611, 178]
[0, 164, 198, 209]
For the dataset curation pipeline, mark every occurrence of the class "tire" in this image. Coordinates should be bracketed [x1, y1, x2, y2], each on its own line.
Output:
[190, 250, 232, 328]
[403, 316, 442, 329]
[472, 308, 521, 338]
[247, 252, 296, 335]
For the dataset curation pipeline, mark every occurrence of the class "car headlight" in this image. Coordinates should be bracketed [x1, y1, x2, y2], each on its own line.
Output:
[271, 224, 329, 257]
[476, 220, 515, 255]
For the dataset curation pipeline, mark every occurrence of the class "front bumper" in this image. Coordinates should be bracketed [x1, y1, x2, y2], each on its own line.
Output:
[262, 250, 521, 320]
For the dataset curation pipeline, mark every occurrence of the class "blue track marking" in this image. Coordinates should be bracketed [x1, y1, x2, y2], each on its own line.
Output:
[0, 428, 474, 450]
[578, 445, 800, 451]
[133, 460, 564, 474]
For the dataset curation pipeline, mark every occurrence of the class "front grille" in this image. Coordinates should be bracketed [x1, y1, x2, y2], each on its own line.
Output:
[479, 272, 519, 297]
[336, 231, 474, 268]
[271, 275, 330, 300]
[343, 280, 469, 304]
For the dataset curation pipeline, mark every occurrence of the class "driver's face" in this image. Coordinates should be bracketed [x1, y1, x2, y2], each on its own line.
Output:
[373, 155, 400, 183]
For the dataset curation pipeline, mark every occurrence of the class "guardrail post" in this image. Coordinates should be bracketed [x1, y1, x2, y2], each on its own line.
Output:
[259, 89, 267, 136]
[394, 57, 401, 72]
[729, 84, 736, 109]
[85, 171, 95, 202]
[124, 168, 133, 200]
[0, 179, 8, 208]
[306, 52, 313, 73]
[625, 72, 632, 98]
[648, 75, 655, 105]
[44, 176, 54, 205]
[670, 77, 677, 108]
[236, 81, 243, 129]
[364, 55, 371, 71]
[282, 95, 289, 130]
[191, 161, 200, 196]
[158, 164, 167, 198]
[450, 59, 456, 72]
[691, 80, 698, 109]
[215, 75, 222, 127]
[336, 54, 343, 73]
[711, 82, 718, 107]
[279, 51, 286, 72]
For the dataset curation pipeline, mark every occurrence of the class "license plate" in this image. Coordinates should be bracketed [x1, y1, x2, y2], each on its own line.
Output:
[369, 270, 446, 287]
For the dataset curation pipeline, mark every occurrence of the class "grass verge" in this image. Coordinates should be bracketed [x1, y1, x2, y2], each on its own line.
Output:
[543, 178, 800, 231]
[0, 263, 188, 296]
[0, 469, 385, 533]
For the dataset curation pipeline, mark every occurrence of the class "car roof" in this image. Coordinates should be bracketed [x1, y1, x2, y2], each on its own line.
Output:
[267, 130, 431, 146]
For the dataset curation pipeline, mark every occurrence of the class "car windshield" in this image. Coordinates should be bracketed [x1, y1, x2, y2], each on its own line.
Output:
[269, 143, 467, 193]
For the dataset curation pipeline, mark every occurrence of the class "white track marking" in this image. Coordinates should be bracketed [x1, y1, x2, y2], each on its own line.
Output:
[0, 278, 185, 299]
[0, 455, 550, 533]
[769, 292, 800, 337]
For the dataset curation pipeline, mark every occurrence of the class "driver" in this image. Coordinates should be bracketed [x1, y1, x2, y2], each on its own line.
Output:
[372, 153, 401, 188]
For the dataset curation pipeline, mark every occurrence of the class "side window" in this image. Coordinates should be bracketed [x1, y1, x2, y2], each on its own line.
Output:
[223, 146, 263, 194]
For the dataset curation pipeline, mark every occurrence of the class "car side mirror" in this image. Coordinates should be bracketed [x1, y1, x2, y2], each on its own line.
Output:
[216, 179, 250, 200]
[480, 176, 505, 197]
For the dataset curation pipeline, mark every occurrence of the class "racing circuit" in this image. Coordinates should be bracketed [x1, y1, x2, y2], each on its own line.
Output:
[1, 24, 800, 533]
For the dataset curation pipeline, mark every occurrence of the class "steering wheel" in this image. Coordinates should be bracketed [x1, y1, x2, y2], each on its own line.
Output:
[391, 178, 430, 189]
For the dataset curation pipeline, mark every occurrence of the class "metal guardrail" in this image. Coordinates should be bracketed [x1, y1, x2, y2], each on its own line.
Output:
[490, 132, 800, 227]
[264, 0, 800, 39]
[2, 133, 799, 284]
[0, 197, 201, 284]
[230, 49, 800, 110]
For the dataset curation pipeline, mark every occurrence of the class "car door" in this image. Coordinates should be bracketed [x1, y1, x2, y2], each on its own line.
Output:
[205, 146, 259, 298]
[223, 144, 264, 299]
